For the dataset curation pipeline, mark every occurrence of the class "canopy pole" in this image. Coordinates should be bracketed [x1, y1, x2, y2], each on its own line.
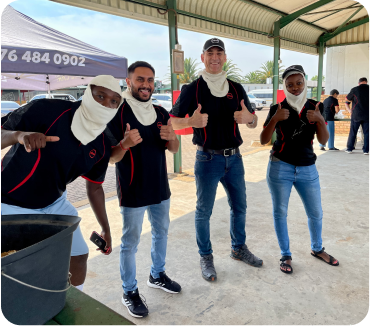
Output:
[271, 21, 280, 144]
[317, 42, 324, 101]
[167, 0, 182, 173]
[18, 90, 21, 105]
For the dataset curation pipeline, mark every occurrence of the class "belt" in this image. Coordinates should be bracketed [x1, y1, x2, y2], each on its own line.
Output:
[197, 146, 240, 156]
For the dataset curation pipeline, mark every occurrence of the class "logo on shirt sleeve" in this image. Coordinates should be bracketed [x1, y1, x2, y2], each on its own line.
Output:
[89, 149, 97, 158]
[227, 93, 233, 99]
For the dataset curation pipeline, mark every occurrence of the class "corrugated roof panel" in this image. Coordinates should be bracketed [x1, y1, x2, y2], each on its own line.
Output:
[51, 0, 367, 52]
[327, 21, 369, 45]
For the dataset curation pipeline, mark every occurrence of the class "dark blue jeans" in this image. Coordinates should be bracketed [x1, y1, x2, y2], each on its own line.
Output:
[194, 150, 247, 256]
[347, 119, 369, 153]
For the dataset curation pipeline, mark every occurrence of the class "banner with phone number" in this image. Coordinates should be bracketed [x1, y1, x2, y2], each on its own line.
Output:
[1, 46, 127, 78]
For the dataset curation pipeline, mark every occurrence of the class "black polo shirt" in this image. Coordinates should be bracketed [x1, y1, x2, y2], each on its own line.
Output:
[107, 101, 171, 208]
[346, 84, 369, 122]
[170, 76, 255, 150]
[1, 99, 111, 209]
[323, 96, 339, 121]
[263, 98, 324, 166]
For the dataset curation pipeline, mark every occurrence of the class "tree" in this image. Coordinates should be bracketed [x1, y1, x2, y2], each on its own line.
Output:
[164, 57, 201, 84]
[243, 71, 263, 84]
[257, 60, 284, 83]
[222, 59, 243, 83]
[311, 75, 325, 82]
[179, 57, 201, 84]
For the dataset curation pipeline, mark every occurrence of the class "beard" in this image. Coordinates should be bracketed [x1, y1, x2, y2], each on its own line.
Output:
[130, 85, 153, 102]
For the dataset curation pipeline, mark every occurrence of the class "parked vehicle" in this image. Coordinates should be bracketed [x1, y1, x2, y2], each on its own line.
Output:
[247, 89, 273, 107]
[1, 101, 20, 116]
[151, 97, 162, 107]
[151, 93, 172, 111]
[29, 93, 77, 102]
[247, 93, 266, 110]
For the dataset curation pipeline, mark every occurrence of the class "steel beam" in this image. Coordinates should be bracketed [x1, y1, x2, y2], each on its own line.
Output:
[317, 42, 324, 101]
[279, 0, 334, 29]
[311, 3, 359, 24]
[166, 0, 182, 173]
[320, 16, 369, 43]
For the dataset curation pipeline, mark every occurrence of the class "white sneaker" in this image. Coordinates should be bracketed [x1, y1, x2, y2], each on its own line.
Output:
[364, 152, 369, 155]
[345, 150, 353, 154]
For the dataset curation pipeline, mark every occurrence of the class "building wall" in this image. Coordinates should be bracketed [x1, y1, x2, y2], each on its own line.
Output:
[325, 43, 369, 94]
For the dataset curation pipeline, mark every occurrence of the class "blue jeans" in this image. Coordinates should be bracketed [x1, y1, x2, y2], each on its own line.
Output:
[194, 150, 246, 256]
[320, 120, 335, 148]
[346, 119, 369, 153]
[119, 199, 170, 294]
[266, 159, 323, 257]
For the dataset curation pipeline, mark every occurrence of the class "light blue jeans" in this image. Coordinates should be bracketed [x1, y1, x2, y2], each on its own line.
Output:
[320, 120, 335, 148]
[266, 159, 323, 257]
[119, 198, 170, 294]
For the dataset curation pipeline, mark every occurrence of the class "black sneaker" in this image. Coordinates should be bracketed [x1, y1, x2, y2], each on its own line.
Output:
[320, 146, 326, 151]
[230, 244, 263, 267]
[147, 271, 181, 294]
[328, 147, 339, 150]
[121, 289, 148, 318]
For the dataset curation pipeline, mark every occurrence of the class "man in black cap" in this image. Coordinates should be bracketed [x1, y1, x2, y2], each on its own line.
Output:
[344, 77, 369, 154]
[170, 37, 263, 283]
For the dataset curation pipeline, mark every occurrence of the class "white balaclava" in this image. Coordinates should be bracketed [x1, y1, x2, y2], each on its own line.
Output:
[71, 75, 123, 145]
[283, 71, 308, 112]
[198, 69, 229, 98]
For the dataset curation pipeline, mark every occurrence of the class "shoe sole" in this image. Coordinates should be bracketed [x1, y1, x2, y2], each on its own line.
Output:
[121, 297, 148, 318]
[146, 280, 181, 293]
[230, 254, 263, 267]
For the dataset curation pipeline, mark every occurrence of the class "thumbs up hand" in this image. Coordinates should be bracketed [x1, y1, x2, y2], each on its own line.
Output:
[234, 99, 255, 124]
[160, 118, 177, 141]
[189, 104, 208, 128]
[306, 102, 323, 123]
[272, 102, 290, 122]
[120, 123, 142, 149]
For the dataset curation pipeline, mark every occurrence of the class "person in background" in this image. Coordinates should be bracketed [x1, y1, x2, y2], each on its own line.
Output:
[170, 38, 262, 283]
[1, 75, 123, 291]
[319, 89, 340, 151]
[260, 65, 339, 274]
[108, 61, 181, 319]
[345, 77, 369, 154]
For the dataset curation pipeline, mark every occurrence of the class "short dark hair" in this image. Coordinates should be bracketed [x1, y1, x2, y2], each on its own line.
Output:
[359, 77, 367, 83]
[330, 89, 339, 96]
[127, 61, 155, 77]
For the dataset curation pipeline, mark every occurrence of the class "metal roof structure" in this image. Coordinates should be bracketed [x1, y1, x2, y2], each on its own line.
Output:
[52, 0, 368, 55]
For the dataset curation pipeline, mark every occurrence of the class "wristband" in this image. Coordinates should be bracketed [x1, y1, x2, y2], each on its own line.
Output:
[119, 141, 129, 151]
[248, 115, 256, 125]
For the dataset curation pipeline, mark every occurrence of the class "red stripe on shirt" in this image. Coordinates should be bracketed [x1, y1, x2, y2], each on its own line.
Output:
[8, 148, 41, 193]
[81, 175, 104, 184]
[45, 108, 71, 135]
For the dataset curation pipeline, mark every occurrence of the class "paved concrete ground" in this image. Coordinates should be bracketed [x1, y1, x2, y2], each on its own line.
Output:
[76, 135, 368, 325]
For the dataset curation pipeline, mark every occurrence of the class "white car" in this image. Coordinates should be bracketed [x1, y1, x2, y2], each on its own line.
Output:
[29, 93, 77, 102]
[247, 93, 266, 110]
[151, 93, 172, 111]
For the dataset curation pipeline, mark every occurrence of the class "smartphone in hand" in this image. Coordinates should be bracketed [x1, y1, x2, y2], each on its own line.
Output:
[90, 231, 108, 252]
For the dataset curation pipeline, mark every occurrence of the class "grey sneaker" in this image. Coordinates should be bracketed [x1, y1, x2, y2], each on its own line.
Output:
[200, 254, 217, 282]
[230, 244, 263, 267]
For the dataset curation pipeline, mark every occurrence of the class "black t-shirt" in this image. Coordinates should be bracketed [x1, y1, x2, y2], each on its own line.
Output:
[107, 101, 171, 208]
[1, 99, 111, 209]
[263, 98, 324, 166]
[323, 96, 339, 121]
[170, 76, 255, 150]
[346, 84, 369, 122]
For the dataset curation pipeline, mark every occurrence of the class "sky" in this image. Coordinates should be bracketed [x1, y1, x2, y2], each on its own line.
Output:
[3, 0, 326, 82]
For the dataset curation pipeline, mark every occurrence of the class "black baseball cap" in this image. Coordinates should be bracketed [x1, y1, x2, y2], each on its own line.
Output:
[282, 65, 306, 80]
[203, 38, 225, 52]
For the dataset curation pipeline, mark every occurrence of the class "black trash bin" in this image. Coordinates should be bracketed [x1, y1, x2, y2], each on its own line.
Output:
[1, 214, 81, 325]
